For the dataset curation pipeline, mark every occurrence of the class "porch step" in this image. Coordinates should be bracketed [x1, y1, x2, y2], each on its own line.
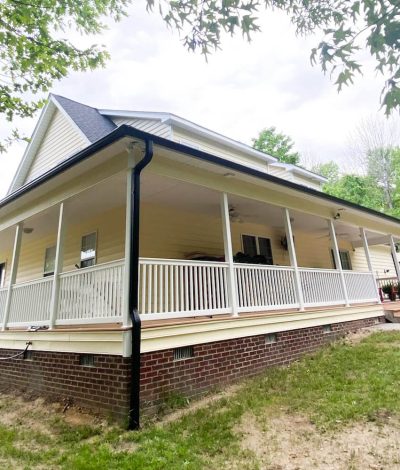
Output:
[384, 310, 400, 323]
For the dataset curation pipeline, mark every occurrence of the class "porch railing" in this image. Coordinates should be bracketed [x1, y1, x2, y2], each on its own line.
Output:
[0, 287, 8, 324]
[8, 277, 53, 327]
[57, 260, 124, 325]
[138, 258, 230, 319]
[376, 276, 398, 289]
[0, 258, 380, 327]
[299, 268, 344, 307]
[344, 271, 378, 303]
[234, 264, 298, 311]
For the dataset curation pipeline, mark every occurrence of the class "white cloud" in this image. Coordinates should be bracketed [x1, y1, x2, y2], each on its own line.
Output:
[0, 1, 394, 197]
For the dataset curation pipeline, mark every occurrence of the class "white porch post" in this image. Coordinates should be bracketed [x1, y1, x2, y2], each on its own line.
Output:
[328, 219, 350, 306]
[49, 203, 66, 329]
[2, 223, 23, 330]
[360, 227, 381, 303]
[389, 235, 400, 282]
[220, 192, 238, 316]
[283, 208, 304, 311]
[123, 154, 135, 326]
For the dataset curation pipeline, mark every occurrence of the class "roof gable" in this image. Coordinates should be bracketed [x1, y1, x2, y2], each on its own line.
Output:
[52, 94, 116, 143]
[8, 95, 116, 194]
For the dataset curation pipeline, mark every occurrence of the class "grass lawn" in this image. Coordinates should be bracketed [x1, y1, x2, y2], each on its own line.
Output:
[1, 330, 400, 469]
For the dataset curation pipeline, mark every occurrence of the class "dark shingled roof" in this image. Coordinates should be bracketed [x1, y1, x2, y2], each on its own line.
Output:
[51, 94, 116, 143]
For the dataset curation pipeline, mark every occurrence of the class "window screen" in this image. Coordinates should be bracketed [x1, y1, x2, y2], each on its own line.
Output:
[80, 232, 97, 268]
[44, 246, 56, 276]
[258, 237, 273, 265]
[242, 235, 257, 257]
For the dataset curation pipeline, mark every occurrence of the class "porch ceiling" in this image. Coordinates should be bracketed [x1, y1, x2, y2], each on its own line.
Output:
[140, 173, 385, 243]
[0, 169, 393, 249]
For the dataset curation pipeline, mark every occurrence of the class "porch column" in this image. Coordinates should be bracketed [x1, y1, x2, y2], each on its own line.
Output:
[389, 235, 400, 282]
[283, 208, 304, 311]
[123, 153, 135, 327]
[2, 223, 23, 330]
[49, 203, 66, 329]
[360, 227, 381, 303]
[220, 192, 238, 316]
[327, 219, 350, 306]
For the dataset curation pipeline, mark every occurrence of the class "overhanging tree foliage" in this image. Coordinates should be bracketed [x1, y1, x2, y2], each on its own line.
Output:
[1, 0, 399, 153]
[160, 0, 400, 114]
[0, 0, 128, 150]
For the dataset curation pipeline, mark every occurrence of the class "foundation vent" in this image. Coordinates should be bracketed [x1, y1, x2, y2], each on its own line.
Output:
[174, 346, 194, 361]
[24, 350, 33, 361]
[323, 324, 333, 334]
[265, 333, 277, 344]
[79, 354, 95, 367]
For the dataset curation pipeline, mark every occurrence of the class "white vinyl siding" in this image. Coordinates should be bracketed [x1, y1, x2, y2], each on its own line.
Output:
[111, 117, 172, 139]
[351, 245, 397, 278]
[24, 109, 87, 184]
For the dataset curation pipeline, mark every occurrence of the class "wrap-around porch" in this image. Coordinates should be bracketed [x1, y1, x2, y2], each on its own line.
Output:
[0, 170, 394, 329]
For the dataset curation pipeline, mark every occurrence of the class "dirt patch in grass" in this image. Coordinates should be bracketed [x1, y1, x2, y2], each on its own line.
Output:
[237, 411, 400, 469]
[157, 383, 242, 427]
[344, 327, 379, 345]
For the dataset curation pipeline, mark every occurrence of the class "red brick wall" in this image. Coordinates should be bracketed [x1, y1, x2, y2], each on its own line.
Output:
[0, 349, 131, 420]
[140, 316, 384, 412]
[0, 316, 384, 420]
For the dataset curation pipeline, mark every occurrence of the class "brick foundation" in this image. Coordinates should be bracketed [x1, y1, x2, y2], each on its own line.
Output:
[0, 316, 384, 420]
[140, 316, 385, 413]
[0, 349, 131, 421]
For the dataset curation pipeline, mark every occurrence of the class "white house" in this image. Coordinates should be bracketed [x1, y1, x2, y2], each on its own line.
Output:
[0, 95, 398, 427]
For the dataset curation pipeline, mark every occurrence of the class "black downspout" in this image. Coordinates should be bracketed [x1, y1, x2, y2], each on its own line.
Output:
[128, 139, 154, 430]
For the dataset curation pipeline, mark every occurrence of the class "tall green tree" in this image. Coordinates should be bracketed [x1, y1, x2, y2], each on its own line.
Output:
[252, 127, 300, 164]
[312, 160, 386, 213]
[323, 174, 385, 211]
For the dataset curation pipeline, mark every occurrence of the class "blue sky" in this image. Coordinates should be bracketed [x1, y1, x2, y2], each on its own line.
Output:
[0, 1, 389, 197]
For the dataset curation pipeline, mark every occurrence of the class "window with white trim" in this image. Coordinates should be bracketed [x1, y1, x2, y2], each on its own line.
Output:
[80, 232, 97, 268]
[331, 249, 352, 270]
[44, 246, 56, 277]
[242, 234, 274, 265]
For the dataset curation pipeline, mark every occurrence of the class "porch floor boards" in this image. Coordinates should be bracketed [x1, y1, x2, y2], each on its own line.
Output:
[139, 302, 380, 329]
[2, 302, 382, 333]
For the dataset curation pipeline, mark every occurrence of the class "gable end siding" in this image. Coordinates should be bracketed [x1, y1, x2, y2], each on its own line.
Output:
[24, 109, 88, 184]
[112, 117, 171, 139]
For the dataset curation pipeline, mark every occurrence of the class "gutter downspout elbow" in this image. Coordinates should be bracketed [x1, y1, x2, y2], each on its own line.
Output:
[128, 139, 154, 430]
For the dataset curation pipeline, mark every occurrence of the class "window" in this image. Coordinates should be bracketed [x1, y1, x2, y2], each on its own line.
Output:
[242, 235, 273, 264]
[43, 246, 56, 277]
[80, 232, 97, 268]
[331, 249, 352, 270]
[0, 263, 5, 287]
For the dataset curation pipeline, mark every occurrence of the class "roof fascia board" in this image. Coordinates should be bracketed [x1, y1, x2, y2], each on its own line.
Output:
[51, 95, 91, 145]
[7, 99, 56, 195]
[100, 109, 278, 165]
[2, 125, 400, 230]
[99, 110, 171, 121]
[269, 162, 327, 183]
[165, 115, 278, 164]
